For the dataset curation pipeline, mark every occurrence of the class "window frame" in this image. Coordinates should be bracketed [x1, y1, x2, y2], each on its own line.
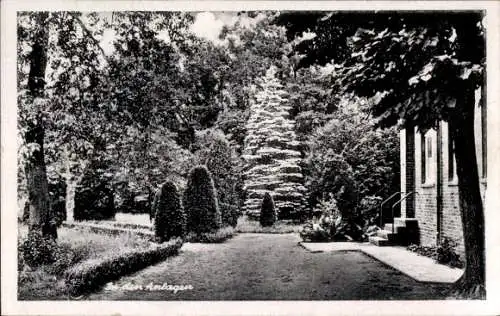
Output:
[448, 124, 458, 185]
[421, 130, 436, 187]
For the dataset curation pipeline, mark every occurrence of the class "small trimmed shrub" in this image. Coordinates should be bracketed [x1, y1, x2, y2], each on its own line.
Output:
[65, 238, 183, 296]
[19, 231, 58, 267]
[154, 182, 186, 242]
[260, 193, 277, 227]
[220, 202, 240, 228]
[183, 165, 221, 235]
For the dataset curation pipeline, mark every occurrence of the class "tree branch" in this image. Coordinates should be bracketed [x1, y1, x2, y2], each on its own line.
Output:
[68, 12, 110, 65]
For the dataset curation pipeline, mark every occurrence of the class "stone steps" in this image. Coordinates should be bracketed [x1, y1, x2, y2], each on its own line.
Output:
[383, 223, 406, 234]
[368, 236, 395, 246]
[376, 229, 398, 241]
[370, 218, 419, 247]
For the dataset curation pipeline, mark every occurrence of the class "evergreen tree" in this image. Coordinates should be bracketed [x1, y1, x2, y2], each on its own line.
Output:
[260, 192, 277, 227]
[194, 129, 243, 227]
[154, 181, 185, 242]
[242, 66, 308, 220]
[183, 165, 221, 234]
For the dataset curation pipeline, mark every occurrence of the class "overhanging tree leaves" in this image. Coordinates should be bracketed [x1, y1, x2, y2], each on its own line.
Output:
[277, 11, 486, 298]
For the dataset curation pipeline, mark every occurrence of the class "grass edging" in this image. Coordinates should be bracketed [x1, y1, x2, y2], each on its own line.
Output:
[87, 220, 153, 231]
[63, 222, 236, 244]
[235, 228, 301, 234]
[65, 238, 183, 296]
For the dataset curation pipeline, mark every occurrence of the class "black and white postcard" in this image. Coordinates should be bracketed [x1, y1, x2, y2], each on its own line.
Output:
[2, 1, 500, 315]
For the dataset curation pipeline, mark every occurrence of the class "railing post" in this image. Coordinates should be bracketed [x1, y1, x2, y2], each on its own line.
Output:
[391, 191, 419, 234]
[392, 205, 395, 234]
[380, 204, 383, 228]
[379, 192, 402, 229]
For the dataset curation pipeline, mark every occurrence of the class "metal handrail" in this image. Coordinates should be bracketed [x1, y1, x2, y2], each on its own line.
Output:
[379, 192, 403, 227]
[390, 191, 419, 233]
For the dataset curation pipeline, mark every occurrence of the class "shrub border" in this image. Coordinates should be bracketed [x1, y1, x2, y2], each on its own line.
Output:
[65, 238, 183, 296]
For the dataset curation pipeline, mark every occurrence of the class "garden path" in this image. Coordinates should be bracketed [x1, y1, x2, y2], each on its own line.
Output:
[87, 233, 451, 300]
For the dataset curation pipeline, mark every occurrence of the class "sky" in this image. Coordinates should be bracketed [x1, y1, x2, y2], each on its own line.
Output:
[189, 12, 232, 43]
[98, 12, 244, 55]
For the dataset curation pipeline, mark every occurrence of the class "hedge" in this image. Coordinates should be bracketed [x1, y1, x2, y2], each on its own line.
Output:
[65, 238, 183, 296]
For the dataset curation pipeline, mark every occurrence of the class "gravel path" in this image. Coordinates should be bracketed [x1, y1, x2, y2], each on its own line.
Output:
[87, 233, 451, 300]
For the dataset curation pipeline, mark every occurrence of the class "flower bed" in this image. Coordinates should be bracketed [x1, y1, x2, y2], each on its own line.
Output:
[407, 238, 464, 269]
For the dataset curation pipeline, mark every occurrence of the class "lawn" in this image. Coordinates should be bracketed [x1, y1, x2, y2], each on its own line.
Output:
[84, 213, 303, 234]
[235, 215, 303, 233]
[115, 212, 152, 226]
[84, 212, 153, 230]
[87, 234, 452, 300]
[18, 225, 154, 300]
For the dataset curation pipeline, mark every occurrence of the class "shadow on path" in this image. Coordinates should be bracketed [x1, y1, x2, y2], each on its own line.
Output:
[86, 233, 451, 300]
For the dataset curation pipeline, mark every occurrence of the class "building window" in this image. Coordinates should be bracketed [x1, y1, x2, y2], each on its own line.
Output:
[427, 136, 433, 159]
[421, 132, 426, 184]
[421, 130, 435, 185]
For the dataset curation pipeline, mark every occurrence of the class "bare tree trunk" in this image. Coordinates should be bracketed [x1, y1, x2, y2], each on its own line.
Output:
[63, 152, 76, 223]
[449, 82, 485, 299]
[25, 12, 56, 239]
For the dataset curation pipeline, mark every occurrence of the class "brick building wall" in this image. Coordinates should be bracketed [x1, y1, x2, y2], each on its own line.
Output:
[400, 125, 415, 218]
[413, 127, 441, 249]
[400, 90, 487, 259]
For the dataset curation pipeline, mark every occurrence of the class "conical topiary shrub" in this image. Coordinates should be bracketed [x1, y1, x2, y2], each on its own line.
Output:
[154, 181, 185, 242]
[260, 192, 277, 227]
[183, 165, 221, 235]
